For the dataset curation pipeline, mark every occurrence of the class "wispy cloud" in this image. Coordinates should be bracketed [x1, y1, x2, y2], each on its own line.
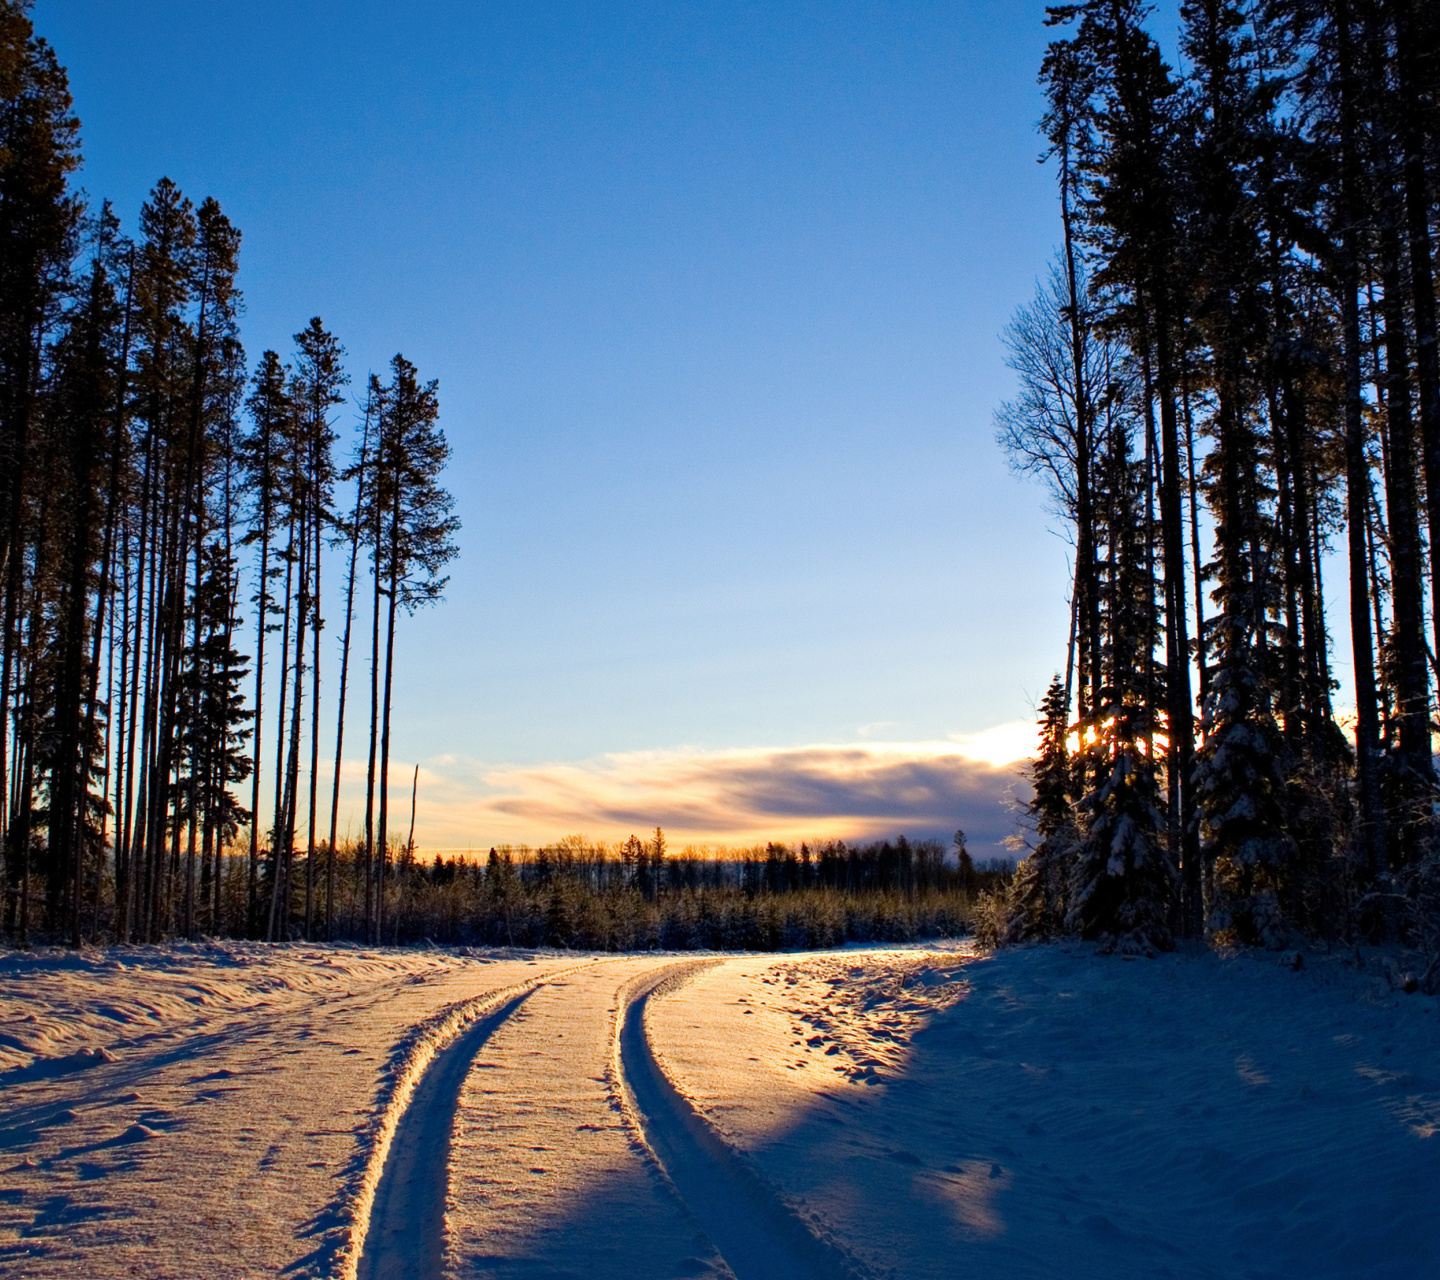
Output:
[331, 737, 1032, 859]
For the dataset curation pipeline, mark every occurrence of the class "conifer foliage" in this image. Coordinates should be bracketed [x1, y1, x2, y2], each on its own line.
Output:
[0, 2, 459, 944]
[998, 0, 1440, 968]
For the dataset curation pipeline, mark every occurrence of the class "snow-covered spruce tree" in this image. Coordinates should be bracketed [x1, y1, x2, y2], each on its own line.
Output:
[1005, 675, 1080, 942]
[1180, 0, 1297, 950]
[1050, 0, 1202, 933]
[1191, 635, 1296, 947]
[1066, 411, 1175, 954]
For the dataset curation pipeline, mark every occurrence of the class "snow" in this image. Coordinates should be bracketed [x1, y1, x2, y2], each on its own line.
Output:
[1, 940, 1435, 1278]
[0, 944, 580, 1278]
[442, 958, 732, 1280]
[649, 943, 1440, 1278]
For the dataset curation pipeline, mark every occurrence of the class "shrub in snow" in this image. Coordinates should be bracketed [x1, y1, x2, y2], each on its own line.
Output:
[1004, 823, 1081, 944]
[971, 881, 1016, 949]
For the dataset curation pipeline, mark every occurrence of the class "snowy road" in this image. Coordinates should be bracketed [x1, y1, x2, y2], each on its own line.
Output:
[2, 941, 1437, 1279]
[615, 961, 861, 1280]
[357, 959, 604, 1280]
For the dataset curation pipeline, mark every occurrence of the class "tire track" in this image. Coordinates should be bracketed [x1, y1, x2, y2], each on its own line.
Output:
[613, 962, 866, 1280]
[350, 960, 603, 1280]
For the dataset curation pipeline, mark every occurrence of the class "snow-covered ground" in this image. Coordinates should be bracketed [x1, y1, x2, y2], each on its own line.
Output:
[651, 944, 1439, 1279]
[1, 940, 1435, 1278]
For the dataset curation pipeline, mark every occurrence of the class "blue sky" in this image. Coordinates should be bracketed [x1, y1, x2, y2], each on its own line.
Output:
[38, 1, 1182, 854]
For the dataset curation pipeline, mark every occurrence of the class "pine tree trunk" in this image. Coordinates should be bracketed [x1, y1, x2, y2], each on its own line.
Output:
[118, 435, 156, 942]
[266, 527, 295, 941]
[364, 524, 381, 944]
[184, 536, 202, 940]
[51, 275, 107, 941]
[327, 410, 372, 941]
[306, 491, 321, 941]
[1059, 140, 1098, 757]
[377, 482, 402, 945]
[247, 512, 270, 939]
[112, 509, 132, 941]
[0, 373, 34, 936]
[1386, 0, 1440, 709]
[1182, 369, 1207, 717]
[1335, 0, 1385, 874]
[279, 503, 309, 940]
[1153, 304, 1200, 936]
[86, 250, 134, 941]
[1377, 227, 1433, 811]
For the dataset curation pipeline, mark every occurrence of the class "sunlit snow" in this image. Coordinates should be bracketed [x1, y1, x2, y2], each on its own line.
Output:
[1, 942, 1435, 1278]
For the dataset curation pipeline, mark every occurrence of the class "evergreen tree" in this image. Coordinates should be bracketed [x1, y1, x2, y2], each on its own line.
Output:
[1051, 0, 1203, 932]
[1067, 407, 1176, 953]
[325, 389, 372, 940]
[0, 4, 462, 945]
[239, 350, 289, 935]
[1005, 675, 1080, 942]
[290, 319, 344, 938]
[0, 0, 81, 937]
[34, 213, 122, 937]
[364, 355, 458, 941]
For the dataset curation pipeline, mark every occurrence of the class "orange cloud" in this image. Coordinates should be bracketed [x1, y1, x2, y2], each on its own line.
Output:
[329, 739, 1031, 859]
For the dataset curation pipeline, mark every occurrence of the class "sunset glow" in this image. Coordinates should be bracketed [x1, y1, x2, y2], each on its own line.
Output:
[339, 734, 1031, 858]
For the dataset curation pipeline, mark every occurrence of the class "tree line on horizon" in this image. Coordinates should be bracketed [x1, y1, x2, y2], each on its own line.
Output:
[257, 830, 1004, 950]
[994, 0, 1439, 973]
[0, 1, 459, 947]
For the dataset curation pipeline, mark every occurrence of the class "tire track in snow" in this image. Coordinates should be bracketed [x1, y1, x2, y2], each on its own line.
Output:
[347, 960, 602, 1280]
[613, 962, 867, 1280]
[356, 989, 537, 1280]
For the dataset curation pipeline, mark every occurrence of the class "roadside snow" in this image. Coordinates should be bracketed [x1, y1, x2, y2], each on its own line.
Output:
[0, 943, 462, 1075]
[0, 944, 578, 1278]
[647, 943, 1440, 1279]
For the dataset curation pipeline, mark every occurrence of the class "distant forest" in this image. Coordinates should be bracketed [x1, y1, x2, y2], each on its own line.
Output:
[993, 0, 1440, 974]
[270, 832, 1010, 950]
[0, 1, 459, 946]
